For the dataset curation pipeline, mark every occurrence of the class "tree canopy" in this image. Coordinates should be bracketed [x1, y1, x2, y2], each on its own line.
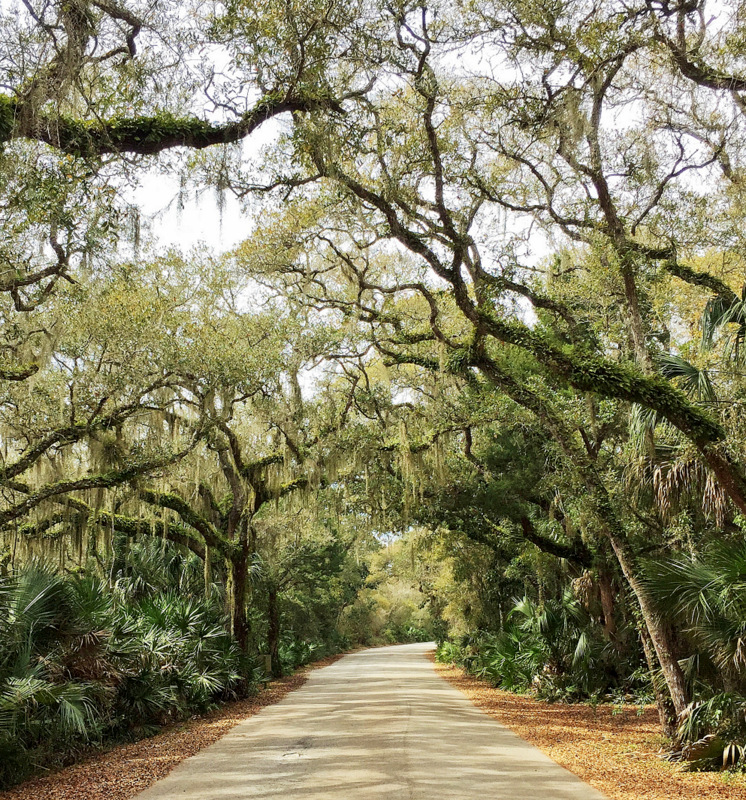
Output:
[3, 0, 746, 779]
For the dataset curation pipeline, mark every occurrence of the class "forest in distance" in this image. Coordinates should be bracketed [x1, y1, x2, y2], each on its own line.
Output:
[2, 0, 746, 788]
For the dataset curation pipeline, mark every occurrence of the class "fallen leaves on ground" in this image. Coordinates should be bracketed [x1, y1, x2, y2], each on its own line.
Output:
[0, 655, 343, 800]
[433, 660, 746, 799]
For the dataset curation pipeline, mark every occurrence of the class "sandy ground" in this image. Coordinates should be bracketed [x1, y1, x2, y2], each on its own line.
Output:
[433, 659, 746, 800]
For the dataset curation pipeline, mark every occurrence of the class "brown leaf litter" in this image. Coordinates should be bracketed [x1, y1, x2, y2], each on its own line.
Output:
[433, 659, 746, 799]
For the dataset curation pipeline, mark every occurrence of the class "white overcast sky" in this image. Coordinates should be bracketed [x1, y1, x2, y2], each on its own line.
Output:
[133, 174, 250, 253]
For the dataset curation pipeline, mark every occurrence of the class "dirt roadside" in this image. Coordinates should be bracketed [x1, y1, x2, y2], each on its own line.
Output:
[433, 659, 746, 800]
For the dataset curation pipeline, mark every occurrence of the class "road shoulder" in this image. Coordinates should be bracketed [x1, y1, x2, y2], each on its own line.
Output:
[432, 659, 746, 800]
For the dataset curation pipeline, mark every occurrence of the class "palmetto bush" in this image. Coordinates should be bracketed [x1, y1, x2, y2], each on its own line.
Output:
[675, 693, 746, 769]
[113, 591, 243, 729]
[437, 591, 638, 702]
[434, 639, 464, 665]
[114, 539, 212, 600]
[643, 541, 746, 686]
[471, 625, 538, 692]
[0, 549, 246, 789]
[643, 541, 746, 767]
[278, 633, 325, 673]
[0, 566, 105, 787]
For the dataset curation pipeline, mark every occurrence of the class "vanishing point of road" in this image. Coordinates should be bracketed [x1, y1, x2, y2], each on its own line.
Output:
[137, 642, 608, 799]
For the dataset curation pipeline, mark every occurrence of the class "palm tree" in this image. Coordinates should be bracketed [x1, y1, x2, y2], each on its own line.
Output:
[643, 541, 746, 689]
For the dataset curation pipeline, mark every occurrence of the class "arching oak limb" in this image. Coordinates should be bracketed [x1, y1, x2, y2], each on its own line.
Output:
[310, 147, 746, 512]
[0, 364, 38, 381]
[0, 392, 174, 484]
[661, 260, 740, 303]
[519, 516, 594, 569]
[0, 93, 344, 158]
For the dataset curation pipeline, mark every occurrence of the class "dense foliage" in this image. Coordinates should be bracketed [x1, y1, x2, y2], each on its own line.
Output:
[2, 0, 746, 782]
[0, 547, 245, 787]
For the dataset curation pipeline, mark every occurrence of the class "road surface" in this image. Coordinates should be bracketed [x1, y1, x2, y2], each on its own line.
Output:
[137, 642, 608, 799]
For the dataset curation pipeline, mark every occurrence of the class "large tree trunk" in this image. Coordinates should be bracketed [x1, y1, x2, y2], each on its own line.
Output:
[597, 570, 617, 642]
[607, 534, 689, 720]
[637, 619, 678, 737]
[231, 543, 251, 654]
[581, 481, 690, 728]
[267, 586, 281, 677]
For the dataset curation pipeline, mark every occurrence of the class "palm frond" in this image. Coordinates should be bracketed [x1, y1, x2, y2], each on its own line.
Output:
[702, 288, 746, 363]
[643, 541, 746, 675]
[657, 354, 716, 402]
[572, 630, 591, 668]
[628, 403, 661, 452]
[651, 452, 727, 526]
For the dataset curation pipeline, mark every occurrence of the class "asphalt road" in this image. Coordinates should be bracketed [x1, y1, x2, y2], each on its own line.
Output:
[136, 642, 608, 799]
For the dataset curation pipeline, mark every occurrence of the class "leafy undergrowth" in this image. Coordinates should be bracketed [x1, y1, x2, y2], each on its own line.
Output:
[433, 659, 746, 800]
[0, 654, 343, 800]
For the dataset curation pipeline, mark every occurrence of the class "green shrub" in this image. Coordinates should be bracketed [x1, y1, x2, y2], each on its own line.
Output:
[0, 552, 250, 790]
[437, 592, 648, 703]
[676, 694, 746, 770]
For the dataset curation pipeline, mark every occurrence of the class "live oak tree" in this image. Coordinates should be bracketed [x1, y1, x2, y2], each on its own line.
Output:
[0, 257, 214, 552]
[0, 246, 392, 665]
[0, 0, 363, 155]
[250, 505, 365, 675]
[0, 0, 369, 386]
[4, 0, 746, 741]
[223, 0, 746, 726]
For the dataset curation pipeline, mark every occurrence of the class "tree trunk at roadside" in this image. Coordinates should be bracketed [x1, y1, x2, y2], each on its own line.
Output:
[607, 534, 689, 721]
[232, 544, 251, 654]
[267, 586, 281, 677]
[637, 619, 678, 737]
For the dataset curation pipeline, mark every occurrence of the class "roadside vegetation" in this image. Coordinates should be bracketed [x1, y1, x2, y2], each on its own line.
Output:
[2, 0, 746, 788]
[0, 550, 243, 787]
[0, 537, 432, 789]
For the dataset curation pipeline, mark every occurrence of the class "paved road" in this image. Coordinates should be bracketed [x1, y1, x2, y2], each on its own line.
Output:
[137, 642, 608, 799]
